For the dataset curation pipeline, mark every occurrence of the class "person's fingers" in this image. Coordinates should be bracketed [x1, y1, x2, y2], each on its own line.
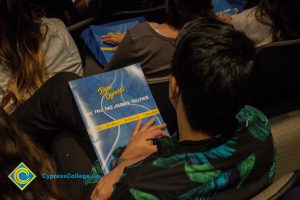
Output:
[101, 37, 115, 43]
[140, 118, 156, 132]
[147, 123, 167, 131]
[102, 37, 120, 44]
[112, 46, 118, 52]
[149, 130, 169, 138]
[101, 33, 119, 42]
[132, 119, 142, 138]
[101, 34, 113, 39]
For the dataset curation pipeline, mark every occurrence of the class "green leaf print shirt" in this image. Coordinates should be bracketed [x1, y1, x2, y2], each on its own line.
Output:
[110, 106, 276, 200]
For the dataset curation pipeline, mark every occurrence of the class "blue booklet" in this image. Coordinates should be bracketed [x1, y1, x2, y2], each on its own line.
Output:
[212, 0, 245, 15]
[81, 17, 146, 66]
[69, 64, 166, 174]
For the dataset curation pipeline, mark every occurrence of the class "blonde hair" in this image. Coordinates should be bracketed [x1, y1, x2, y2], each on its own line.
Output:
[0, 0, 48, 105]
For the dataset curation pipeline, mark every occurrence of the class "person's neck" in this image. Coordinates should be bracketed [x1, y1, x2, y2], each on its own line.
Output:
[176, 101, 212, 142]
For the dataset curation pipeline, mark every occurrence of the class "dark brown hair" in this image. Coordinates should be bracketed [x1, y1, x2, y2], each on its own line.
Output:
[255, 0, 300, 41]
[167, 0, 215, 29]
[0, 108, 63, 199]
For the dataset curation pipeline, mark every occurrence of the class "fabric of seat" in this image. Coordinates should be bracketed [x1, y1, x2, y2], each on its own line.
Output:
[251, 173, 296, 200]
[251, 110, 300, 200]
[271, 111, 300, 180]
[252, 39, 300, 117]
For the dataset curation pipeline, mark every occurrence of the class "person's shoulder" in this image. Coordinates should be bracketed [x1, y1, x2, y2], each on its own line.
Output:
[231, 7, 257, 25]
[42, 18, 67, 31]
[42, 18, 71, 40]
[235, 7, 257, 18]
[41, 18, 75, 49]
[128, 22, 150, 32]
[127, 22, 153, 39]
[41, 18, 82, 75]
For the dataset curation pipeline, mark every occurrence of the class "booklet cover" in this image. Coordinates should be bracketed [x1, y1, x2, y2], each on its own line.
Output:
[212, 0, 245, 15]
[81, 17, 146, 66]
[69, 64, 166, 174]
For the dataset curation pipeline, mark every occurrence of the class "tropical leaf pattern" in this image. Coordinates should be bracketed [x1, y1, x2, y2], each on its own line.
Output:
[187, 152, 209, 164]
[156, 136, 177, 157]
[129, 188, 160, 200]
[184, 162, 221, 183]
[153, 154, 186, 168]
[237, 153, 256, 188]
[178, 171, 231, 200]
[204, 143, 236, 159]
[153, 137, 238, 168]
[84, 160, 103, 185]
[236, 105, 271, 141]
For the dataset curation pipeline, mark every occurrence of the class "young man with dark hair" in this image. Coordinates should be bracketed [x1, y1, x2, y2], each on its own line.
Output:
[91, 17, 276, 200]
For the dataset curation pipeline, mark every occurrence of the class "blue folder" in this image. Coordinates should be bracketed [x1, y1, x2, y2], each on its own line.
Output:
[212, 0, 246, 15]
[81, 17, 146, 66]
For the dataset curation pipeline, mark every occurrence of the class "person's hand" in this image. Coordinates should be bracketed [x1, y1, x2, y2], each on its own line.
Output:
[120, 118, 168, 160]
[101, 32, 125, 45]
[90, 118, 168, 200]
[219, 12, 232, 23]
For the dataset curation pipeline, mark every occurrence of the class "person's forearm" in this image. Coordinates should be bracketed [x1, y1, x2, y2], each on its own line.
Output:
[118, 156, 146, 169]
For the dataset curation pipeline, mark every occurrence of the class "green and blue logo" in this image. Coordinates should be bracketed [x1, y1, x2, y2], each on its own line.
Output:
[8, 162, 36, 191]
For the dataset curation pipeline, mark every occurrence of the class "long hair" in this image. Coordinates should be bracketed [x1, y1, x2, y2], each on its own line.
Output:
[167, 0, 215, 29]
[255, 0, 300, 41]
[0, 108, 62, 199]
[0, 0, 48, 104]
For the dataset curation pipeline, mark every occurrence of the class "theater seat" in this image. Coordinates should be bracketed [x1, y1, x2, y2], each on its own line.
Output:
[251, 110, 300, 200]
[51, 131, 96, 200]
[252, 39, 300, 118]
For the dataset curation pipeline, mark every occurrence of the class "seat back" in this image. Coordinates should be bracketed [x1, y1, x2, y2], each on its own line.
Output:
[92, 0, 166, 23]
[270, 111, 300, 181]
[147, 76, 178, 134]
[251, 110, 300, 200]
[51, 131, 96, 199]
[252, 39, 300, 117]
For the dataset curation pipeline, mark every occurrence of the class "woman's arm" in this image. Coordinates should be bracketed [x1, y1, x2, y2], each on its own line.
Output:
[104, 31, 140, 71]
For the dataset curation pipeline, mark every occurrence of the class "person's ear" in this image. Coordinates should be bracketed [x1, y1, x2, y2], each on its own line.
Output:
[169, 76, 180, 106]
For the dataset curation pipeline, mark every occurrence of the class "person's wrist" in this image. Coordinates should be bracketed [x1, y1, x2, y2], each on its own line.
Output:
[118, 156, 145, 169]
[116, 158, 132, 170]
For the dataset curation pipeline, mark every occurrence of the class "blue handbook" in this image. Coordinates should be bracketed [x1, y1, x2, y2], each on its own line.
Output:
[69, 64, 166, 174]
[81, 17, 146, 66]
[212, 0, 246, 15]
